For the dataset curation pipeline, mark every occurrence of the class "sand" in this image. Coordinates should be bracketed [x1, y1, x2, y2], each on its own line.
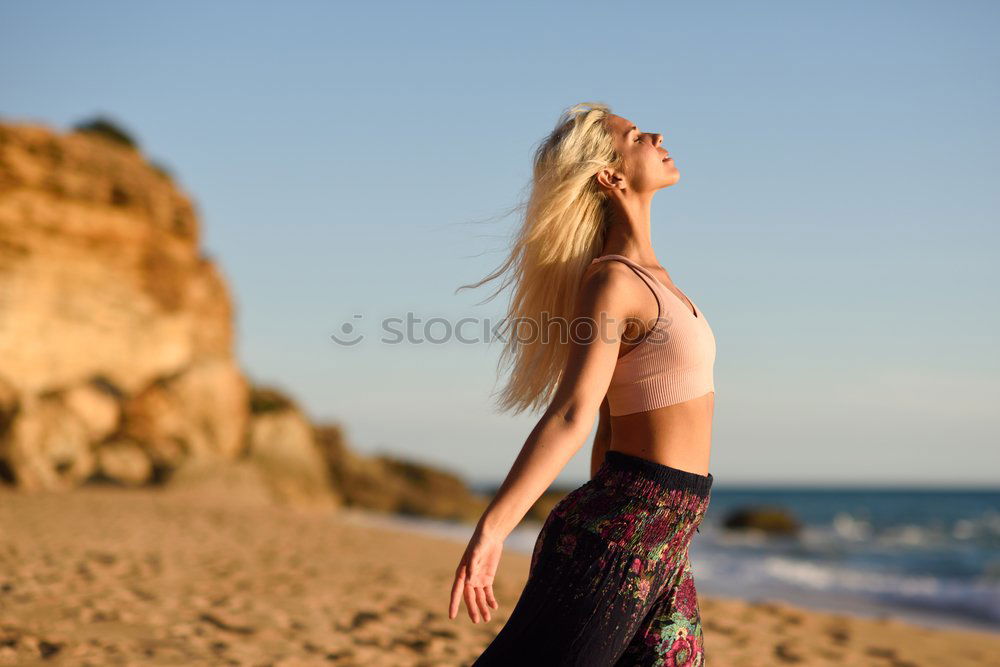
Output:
[0, 485, 997, 666]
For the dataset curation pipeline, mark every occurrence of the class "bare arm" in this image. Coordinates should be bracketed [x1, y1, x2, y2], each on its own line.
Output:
[477, 264, 635, 541]
[591, 395, 612, 479]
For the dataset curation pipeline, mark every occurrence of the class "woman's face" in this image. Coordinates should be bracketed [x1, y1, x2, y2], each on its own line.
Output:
[605, 113, 679, 192]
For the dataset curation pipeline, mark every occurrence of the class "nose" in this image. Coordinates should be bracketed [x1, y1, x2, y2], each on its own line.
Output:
[654, 134, 663, 146]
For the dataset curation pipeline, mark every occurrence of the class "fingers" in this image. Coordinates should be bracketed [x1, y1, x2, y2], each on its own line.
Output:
[485, 584, 499, 610]
[475, 585, 491, 622]
[449, 556, 500, 624]
[464, 579, 479, 622]
[448, 564, 466, 619]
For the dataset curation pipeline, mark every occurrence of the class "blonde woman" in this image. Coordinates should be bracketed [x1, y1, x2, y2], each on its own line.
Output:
[449, 102, 716, 666]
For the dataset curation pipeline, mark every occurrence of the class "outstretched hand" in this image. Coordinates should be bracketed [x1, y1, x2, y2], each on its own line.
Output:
[448, 526, 503, 623]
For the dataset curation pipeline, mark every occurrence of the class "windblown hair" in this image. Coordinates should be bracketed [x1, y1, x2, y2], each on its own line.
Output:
[456, 101, 624, 415]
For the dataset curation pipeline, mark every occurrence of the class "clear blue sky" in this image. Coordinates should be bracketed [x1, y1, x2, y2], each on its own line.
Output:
[2, 1, 997, 487]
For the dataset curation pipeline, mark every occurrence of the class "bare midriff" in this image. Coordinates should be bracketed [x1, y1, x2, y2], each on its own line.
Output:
[607, 390, 714, 476]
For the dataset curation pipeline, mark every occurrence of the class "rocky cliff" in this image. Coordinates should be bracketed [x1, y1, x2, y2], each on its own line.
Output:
[0, 120, 497, 523]
[0, 121, 253, 492]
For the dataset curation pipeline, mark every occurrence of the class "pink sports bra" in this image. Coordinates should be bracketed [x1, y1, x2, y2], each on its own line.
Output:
[590, 254, 716, 416]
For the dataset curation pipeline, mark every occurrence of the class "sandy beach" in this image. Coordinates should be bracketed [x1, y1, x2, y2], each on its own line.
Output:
[0, 485, 996, 666]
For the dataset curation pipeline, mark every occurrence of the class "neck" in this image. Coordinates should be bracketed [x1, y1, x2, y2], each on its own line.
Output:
[600, 193, 660, 266]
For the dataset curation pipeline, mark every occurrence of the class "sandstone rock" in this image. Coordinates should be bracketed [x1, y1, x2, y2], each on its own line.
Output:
[121, 359, 249, 470]
[0, 374, 16, 417]
[93, 439, 152, 486]
[0, 122, 250, 490]
[62, 380, 120, 442]
[315, 424, 488, 522]
[246, 406, 339, 510]
[0, 394, 94, 490]
[0, 124, 231, 398]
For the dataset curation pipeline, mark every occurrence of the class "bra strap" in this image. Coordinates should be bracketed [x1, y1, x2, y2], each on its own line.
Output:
[592, 254, 652, 278]
[589, 255, 663, 324]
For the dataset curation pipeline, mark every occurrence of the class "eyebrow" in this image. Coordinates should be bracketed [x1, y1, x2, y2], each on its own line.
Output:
[625, 125, 638, 137]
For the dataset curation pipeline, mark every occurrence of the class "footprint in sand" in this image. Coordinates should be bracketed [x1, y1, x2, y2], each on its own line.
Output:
[773, 641, 804, 663]
[348, 610, 382, 629]
[826, 626, 850, 645]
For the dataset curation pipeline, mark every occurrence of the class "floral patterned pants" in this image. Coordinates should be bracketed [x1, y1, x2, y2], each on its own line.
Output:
[472, 450, 713, 666]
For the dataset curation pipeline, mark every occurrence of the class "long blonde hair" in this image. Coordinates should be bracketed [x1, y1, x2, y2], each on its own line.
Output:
[456, 101, 622, 415]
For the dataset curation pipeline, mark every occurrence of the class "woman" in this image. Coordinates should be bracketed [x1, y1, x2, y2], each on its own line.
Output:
[449, 101, 716, 666]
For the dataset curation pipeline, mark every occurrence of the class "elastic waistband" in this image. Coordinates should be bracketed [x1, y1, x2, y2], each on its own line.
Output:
[603, 450, 713, 497]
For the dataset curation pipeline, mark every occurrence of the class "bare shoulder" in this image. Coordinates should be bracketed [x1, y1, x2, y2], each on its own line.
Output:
[576, 260, 648, 334]
[581, 258, 638, 292]
[580, 260, 645, 310]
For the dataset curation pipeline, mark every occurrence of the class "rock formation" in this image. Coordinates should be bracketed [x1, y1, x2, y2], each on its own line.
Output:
[0, 120, 250, 492]
[0, 120, 497, 523]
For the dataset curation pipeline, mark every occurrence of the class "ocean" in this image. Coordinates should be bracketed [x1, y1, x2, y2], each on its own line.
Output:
[348, 486, 1000, 633]
[683, 486, 1000, 633]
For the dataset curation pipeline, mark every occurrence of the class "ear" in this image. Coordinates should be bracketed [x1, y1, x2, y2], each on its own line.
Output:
[595, 167, 626, 192]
